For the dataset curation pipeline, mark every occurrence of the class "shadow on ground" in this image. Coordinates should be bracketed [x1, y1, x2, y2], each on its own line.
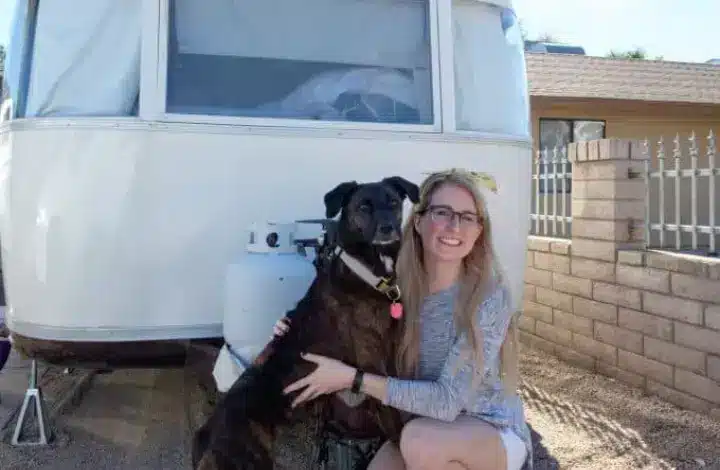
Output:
[529, 422, 561, 470]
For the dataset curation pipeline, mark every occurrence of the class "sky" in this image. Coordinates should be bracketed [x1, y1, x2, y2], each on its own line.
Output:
[0, 0, 13, 50]
[0, 0, 717, 64]
[513, 0, 719, 63]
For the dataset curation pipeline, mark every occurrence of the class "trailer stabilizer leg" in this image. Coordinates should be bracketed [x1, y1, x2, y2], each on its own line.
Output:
[11, 359, 53, 446]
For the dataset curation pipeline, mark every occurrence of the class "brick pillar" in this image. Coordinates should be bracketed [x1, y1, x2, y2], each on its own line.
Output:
[568, 138, 649, 262]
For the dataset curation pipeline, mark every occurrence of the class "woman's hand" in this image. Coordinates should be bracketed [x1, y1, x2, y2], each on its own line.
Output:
[271, 317, 291, 339]
[283, 353, 356, 408]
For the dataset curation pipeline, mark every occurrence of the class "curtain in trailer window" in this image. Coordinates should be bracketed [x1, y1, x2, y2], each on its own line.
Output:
[166, 0, 434, 125]
[1, 0, 30, 121]
[24, 0, 142, 117]
[452, 2, 529, 136]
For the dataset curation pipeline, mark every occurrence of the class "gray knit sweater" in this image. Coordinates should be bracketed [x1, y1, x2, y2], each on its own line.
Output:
[384, 281, 533, 469]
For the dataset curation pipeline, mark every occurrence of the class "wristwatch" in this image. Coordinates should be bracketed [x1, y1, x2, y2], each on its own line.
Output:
[351, 368, 365, 394]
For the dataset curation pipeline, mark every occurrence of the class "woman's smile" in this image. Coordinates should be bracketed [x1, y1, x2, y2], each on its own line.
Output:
[438, 236, 462, 247]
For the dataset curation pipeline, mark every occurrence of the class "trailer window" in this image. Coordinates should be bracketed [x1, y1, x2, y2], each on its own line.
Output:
[1, 0, 31, 120]
[452, 4, 529, 136]
[165, 0, 434, 126]
[18, 0, 142, 118]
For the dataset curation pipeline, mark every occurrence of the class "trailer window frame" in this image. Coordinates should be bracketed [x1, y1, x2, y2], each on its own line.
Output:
[146, 0, 443, 133]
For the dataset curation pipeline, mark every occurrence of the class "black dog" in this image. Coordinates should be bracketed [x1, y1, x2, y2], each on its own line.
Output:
[192, 176, 419, 470]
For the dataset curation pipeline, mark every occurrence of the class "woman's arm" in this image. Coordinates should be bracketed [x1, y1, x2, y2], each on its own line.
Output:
[283, 284, 514, 414]
[356, 373, 389, 401]
[378, 284, 513, 422]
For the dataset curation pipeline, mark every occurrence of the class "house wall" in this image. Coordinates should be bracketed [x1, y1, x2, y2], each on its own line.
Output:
[531, 97, 720, 152]
[521, 139, 720, 418]
[530, 97, 720, 249]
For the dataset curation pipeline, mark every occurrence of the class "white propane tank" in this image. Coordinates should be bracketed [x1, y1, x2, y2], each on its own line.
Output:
[213, 221, 320, 392]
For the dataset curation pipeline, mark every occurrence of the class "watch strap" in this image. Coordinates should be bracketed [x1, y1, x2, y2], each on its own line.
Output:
[351, 368, 364, 394]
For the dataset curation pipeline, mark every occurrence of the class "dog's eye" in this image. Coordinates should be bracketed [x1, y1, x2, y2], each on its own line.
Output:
[389, 200, 399, 208]
[359, 204, 371, 213]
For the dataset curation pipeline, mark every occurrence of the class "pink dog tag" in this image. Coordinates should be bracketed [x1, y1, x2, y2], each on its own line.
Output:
[390, 302, 403, 319]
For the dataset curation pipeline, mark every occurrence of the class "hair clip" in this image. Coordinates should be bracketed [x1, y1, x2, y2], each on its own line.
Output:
[468, 171, 499, 194]
[422, 169, 499, 194]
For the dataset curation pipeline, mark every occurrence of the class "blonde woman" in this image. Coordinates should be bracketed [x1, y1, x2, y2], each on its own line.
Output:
[278, 169, 532, 470]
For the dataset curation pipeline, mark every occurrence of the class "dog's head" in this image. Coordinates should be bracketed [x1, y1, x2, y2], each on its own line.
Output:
[323, 176, 419, 254]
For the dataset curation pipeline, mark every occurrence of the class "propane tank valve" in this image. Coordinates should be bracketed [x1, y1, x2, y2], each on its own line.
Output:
[266, 232, 279, 248]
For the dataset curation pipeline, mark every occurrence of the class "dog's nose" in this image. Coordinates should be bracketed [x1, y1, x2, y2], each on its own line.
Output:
[379, 224, 394, 235]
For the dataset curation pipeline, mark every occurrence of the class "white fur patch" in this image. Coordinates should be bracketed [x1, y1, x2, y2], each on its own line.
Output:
[381, 255, 394, 274]
[335, 389, 368, 407]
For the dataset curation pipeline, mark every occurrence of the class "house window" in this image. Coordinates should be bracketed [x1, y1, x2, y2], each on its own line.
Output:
[538, 118, 606, 192]
[165, 0, 435, 128]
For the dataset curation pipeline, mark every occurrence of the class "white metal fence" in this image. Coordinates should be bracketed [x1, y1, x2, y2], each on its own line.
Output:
[530, 146, 572, 238]
[644, 131, 719, 255]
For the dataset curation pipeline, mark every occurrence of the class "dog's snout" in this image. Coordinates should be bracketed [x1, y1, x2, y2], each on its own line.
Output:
[379, 224, 394, 235]
[372, 221, 400, 246]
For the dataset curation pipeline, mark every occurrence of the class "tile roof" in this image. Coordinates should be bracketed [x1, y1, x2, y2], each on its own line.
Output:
[526, 52, 720, 105]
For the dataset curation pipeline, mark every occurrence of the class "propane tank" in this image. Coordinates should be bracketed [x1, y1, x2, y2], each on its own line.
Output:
[214, 221, 320, 391]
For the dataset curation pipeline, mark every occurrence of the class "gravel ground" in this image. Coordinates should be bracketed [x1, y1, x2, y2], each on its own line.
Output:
[521, 347, 720, 470]
[0, 346, 718, 469]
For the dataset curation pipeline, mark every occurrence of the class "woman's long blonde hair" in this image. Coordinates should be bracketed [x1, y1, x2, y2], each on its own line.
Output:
[394, 169, 519, 393]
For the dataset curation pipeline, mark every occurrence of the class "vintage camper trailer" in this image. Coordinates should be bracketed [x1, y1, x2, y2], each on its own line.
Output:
[0, 0, 531, 366]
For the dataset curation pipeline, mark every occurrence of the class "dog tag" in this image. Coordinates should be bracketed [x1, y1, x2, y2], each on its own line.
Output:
[390, 302, 403, 319]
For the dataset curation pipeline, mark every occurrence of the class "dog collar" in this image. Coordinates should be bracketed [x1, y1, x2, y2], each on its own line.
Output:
[333, 246, 402, 303]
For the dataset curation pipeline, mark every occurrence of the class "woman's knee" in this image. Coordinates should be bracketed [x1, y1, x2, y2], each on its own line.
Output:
[399, 416, 508, 470]
[399, 418, 438, 466]
[367, 440, 405, 470]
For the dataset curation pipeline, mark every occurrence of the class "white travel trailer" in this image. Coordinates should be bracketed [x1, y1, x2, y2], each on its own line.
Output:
[0, 0, 531, 366]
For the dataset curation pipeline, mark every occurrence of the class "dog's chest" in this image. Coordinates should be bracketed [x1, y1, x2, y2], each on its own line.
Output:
[318, 297, 395, 370]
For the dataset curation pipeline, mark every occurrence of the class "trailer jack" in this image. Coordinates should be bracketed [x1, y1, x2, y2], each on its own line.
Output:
[11, 359, 52, 446]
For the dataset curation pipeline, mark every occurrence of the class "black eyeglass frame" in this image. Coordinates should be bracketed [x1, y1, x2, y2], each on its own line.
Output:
[418, 204, 484, 228]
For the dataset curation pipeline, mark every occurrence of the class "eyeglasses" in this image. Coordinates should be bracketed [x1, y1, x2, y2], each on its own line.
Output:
[422, 205, 483, 228]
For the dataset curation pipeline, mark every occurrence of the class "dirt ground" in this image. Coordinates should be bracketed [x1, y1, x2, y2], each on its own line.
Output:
[0, 346, 718, 469]
[520, 347, 720, 470]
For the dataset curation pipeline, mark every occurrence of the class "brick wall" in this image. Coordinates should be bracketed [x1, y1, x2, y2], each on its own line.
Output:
[520, 139, 720, 418]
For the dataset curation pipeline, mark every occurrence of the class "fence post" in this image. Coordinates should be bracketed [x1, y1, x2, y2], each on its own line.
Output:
[568, 139, 650, 262]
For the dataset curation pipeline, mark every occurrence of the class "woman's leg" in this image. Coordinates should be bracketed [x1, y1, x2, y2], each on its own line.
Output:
[399, 415, 509, 470]
[367, 440, 406, 470]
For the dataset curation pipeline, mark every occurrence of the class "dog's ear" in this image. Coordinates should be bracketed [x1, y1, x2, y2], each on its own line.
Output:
[383, 176, 420, 204]
[324, 181, 359, 218]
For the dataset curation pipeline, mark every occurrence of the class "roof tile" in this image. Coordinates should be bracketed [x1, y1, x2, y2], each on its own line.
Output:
[526, 52, 720, 105]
